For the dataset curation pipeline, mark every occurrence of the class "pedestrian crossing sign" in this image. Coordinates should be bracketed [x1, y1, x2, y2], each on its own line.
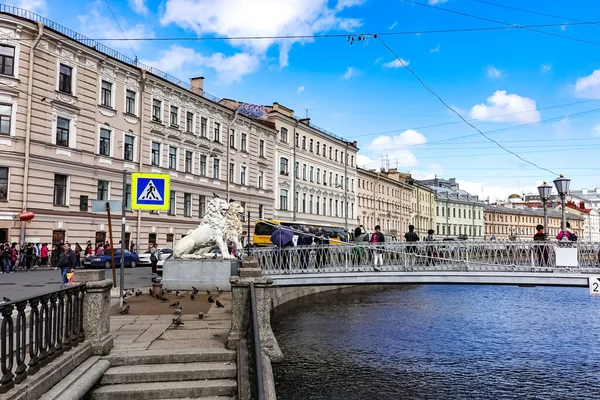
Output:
[131, 173, 170, 210]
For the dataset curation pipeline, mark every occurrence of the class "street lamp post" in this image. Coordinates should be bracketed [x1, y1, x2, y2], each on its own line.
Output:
[537, 181, 553, 238]
[553, 175, 571, 237]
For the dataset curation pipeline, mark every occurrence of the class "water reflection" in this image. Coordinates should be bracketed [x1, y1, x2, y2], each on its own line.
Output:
[272, 285, 600, 400]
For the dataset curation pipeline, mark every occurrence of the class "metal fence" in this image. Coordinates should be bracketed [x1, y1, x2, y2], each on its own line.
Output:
[253, 241, 600, 275]
[0, 284, 86, 393]
[0, 4, 221, 103]
[247, 283, 265, 400]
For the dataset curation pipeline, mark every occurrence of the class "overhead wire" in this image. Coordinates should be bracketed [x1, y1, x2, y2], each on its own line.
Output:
[472, 0, 592, 24]
[102, 0, 138, 61]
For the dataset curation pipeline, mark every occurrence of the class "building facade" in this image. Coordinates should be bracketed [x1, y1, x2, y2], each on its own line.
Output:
[420, 178, 485, 240]
[567, 189, 600, 241]
[0, 10, 276, 249]
[356, 167, 412, 235]
[483, 205, 584, 241]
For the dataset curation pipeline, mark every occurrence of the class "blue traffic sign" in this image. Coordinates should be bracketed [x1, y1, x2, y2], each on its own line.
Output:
[131, 173, 170, 210]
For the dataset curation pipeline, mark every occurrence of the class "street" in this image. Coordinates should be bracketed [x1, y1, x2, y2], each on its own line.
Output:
[0, 266, 155, 302]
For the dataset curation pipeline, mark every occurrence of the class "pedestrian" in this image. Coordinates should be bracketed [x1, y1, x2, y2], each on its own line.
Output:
[297, 227, 313, 269]
[425, 229, 436, 266]
[405, 225, 420, 266]
[2, 243, 11, 273]
[370, 225, 385, 269]
[315, 228, 330, 268]
[352, 227, 368, 266]
[40, 243, 49, 267]
[533, 224, 549, 267]
[19, 242, 26, 269]
[556, 222, 577, 241]
[57, 243, 77, 286]
[85, 241, 93, 257]
[150, 243, 158, 275]
[25, 243, 35, 271]
[33, 243, 40, 267]
[74, 243, 82, 267]
[10, 243, 17, 272]
[95, 243, 104, 256]
[51, 244, 60, 270]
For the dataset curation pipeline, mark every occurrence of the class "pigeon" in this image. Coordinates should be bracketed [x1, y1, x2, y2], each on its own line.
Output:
[208, 295, 215, 303]
[206, 289, 211, 295]
[216, 287, 224, 294]
[169, 301, 179, 308]
[149, 288, 153, 296]
[190, 293, 196, 301]
[173, 307, 182, 315]
[160, 296, 169, 303]
[176, 290, 182, 298]
[191, 286, 199, 296]
[198, 312, 204, 319]
[172, 318, 184, 327]
[135, 290, 143, 297]
[3, 297, 11, 302]
[216, 300, 224, 308]
[119, 304, 130, 314]
[151, 277, 159, 284]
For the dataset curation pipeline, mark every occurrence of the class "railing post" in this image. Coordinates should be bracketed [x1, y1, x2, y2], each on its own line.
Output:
[27, 297, 41, 375]
[14, 301, 27, 384]
[0, 304, 15, 394]
[82, 280, 113, 355]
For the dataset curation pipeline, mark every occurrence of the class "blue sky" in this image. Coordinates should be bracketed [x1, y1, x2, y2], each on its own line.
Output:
[9, 0, 600, 201]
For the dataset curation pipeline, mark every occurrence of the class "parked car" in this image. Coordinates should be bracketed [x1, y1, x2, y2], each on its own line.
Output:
[82, 249, 140, 269]
[156, 253, 173, 277]
[138, 248, 173, 265]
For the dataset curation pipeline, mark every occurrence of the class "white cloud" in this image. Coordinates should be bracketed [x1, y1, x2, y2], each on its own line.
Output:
[161, 0, 363, 68]
[341, 67, 361, 80]
[297, 85, 305, 94]
[359, 129, 427, 169]
[141, 45, 260, 83]
[128, 0, 149, 15]
[389, 21, 398, 30]
[383, 58, 410, 69]
[487, 65, 502, 79]
[430, 45, 440, 53]
[541, 64, 551, 73]
[410, 164, 444, 180]
[428, 0, 448, 4]
[592, 124, 600, 136]
[574, 69, 600, 99]
[470, 90, 541, 123]
[77, 9, 154, 52]
[374, 57, 383, 64]
[457, 180, 543, 203]
[5, 0, 46, 13]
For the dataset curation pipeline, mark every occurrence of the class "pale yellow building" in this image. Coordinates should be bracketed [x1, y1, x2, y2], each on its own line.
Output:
[0, 9, 276, 249]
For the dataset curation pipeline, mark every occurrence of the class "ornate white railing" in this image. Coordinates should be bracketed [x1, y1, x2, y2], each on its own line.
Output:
[252, 241, 600, 275]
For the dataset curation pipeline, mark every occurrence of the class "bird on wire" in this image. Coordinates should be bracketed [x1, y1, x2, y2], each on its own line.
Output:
[216, 300, 224, 308]
[208, 295, 215, 303]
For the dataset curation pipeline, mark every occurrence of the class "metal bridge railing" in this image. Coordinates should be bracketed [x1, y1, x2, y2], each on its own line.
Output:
[0, 284, 86, 393]
[253, 241, 600, 275]
[247, 282, 265, 400]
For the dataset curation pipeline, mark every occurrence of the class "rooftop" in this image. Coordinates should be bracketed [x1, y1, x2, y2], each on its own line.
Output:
[484, 204, 584, 220]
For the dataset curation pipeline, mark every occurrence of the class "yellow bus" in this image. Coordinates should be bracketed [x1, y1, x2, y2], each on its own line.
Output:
[253, 220, 349, 247]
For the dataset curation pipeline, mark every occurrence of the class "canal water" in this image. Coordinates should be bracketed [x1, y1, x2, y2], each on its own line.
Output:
[271, 285, 600, 399]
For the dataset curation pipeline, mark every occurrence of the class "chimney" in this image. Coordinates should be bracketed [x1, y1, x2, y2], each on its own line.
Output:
[190, 76, 204, 95]
[582, 188, 588, 195]
[580, 201, 585, 209]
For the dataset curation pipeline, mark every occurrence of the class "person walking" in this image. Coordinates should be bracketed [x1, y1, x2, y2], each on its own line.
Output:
[404, 225, 420, 267]
[352, 227, 368, 266]
[297, 227, 313, 269]
[57, 243, 77, 286]
[534, 225, 549, 267]
[40, 243, 49, 267]
[2, 243, 11, 273]
[150, 243, 158, 275]
[25, 243, 35, 271]
[10, 243, 17, 272]
[370, 225, 385, 270]
[425, 229, 436, 266]
[74, 243, 82, 267]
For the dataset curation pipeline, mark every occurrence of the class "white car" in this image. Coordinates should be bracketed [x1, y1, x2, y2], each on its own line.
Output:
[156, 253, 172, 277]
[138, 248, 173, 265]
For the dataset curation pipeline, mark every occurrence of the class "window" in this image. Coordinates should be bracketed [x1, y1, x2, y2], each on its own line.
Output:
[330, 172, 333, 186]
[316, 141, 320, 155]
[152, 99, 162, 121]
[329, 199, 333, 216]
[302, 193, 306, 213]
[125, 184, 131, 210]
[258, 171, 264, 189]
[124, 135, 134, 161]
[351, 155, 354, 167]
[316, 168, 321, 183]
[56, 117, 70, 147]
[323, 197, 327, 215]
[185, 150, 193, 173]
[240, 166, 247, 185]
[170, 105, 179, 127]
[201, 117, 207, 137]
[97, 180, 109, 201]
[335, 149, 338, 161]
[168, 147, 177, 170]
[229, 129, 236, 149]
[295, 162, 299, 178]
[295, 133, 299, 147]
[309, 166, 314, 182]
[199, 195, 206, 217]
[323, 170, 327, 186]
[316, 196, 320, 215]
[125, 90, 136, 115]
[101, 80, 112, 107]
[0, 167, 7, 200]
[151, 142, 160, 166]
[168, 191, 176, 215]
[229, 163, 235, 182]
[0, 46, 14, 76]
[213, 159, 220, 179]
[302, 136, 306, 149]
[280, 189, 288, 211]
[58, 64, 72, 93]
[341, 151, 344, 164]
[259, 139, 265, 157]
[0, 104, 11, 135]
[241, 133, 247, 152]
[186, 112, 194, 133]
[258, 204, 263, 219]
[302, 164, 307, 180]
[214, 122, 221, 142]
[309, 195, 313, 214]
[322, 144, 326, 156]
[79, 195, 88, 211]
[437, 206, 439, 216]
[99, 128, 111, 156]
[184, 193, 192, 217]
[200, 155, 207, 176]
[329, 148, 332, 159]
[54, 174, 68, 206]
[280, 127, 288, 142]
[280, 158, 289, 175]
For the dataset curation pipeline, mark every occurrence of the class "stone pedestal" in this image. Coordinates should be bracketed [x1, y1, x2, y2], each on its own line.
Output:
[73, 269, 106, 283]
[162, 258, 239, 291]
[83, 279, 113, 355]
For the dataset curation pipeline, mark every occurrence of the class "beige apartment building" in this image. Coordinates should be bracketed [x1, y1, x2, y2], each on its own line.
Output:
[483, 205, 584, 240]
[0, 9, 276, 249]
[356, 167, 412, 236]
[220, 100, 359, 232]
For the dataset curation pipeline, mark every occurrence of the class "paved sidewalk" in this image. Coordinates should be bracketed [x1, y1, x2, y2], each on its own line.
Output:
[109, 291, 233, 351]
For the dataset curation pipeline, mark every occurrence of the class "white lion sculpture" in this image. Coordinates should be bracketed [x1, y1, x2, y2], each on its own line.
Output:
[225, 201, 245, 253]
[173, 197, 234, 259]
